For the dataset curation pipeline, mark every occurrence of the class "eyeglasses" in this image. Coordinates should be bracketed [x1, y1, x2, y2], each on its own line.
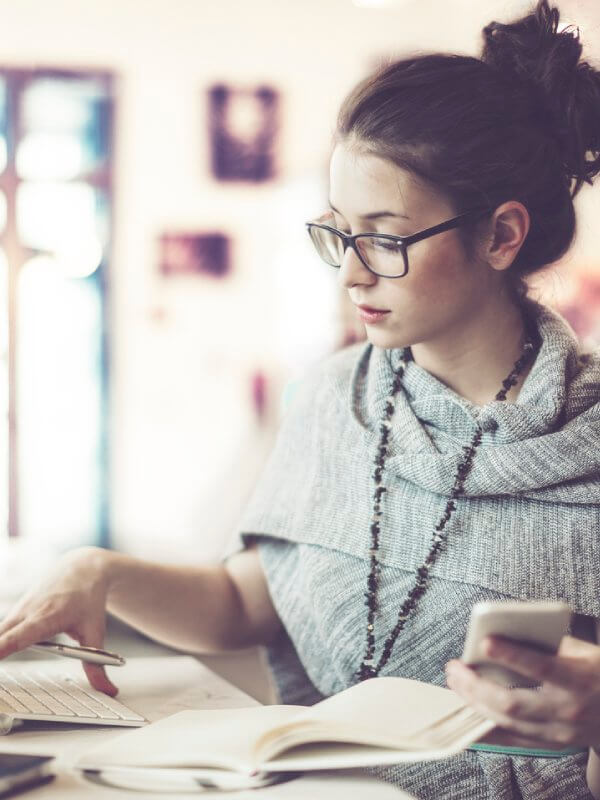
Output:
[305, 207, 491, 278]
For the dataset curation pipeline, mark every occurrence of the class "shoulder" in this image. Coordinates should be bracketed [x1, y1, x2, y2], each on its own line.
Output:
[568, 347, 600, 420]
[527, 298, 600, 418]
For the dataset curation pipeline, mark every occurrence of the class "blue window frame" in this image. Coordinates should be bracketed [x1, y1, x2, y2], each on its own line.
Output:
[0, 68, 113, 548]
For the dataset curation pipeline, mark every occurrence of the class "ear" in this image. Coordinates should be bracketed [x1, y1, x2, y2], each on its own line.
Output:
[484, 201, 530, 272]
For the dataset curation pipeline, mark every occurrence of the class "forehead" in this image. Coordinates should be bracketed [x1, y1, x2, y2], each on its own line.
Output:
[329, 142, 447, 220]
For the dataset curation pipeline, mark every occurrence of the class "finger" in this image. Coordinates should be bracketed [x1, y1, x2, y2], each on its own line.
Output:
[480, 636, 585, 690]
[446, 662, 579, 743]
[478, 726, 581, 752]
[446, 659, 563, 722]
[70, 626, 119, 697]
[0, 617, 56, 659]
[82, 661, 119, 697]
[558, 635, 600, 659]
[0, 612, 25, 639]
[483, 717, 581, 747]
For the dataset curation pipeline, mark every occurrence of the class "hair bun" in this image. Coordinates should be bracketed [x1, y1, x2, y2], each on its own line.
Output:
[481, 0, 600, 196]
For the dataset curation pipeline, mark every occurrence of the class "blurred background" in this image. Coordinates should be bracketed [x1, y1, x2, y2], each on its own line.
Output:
[0, 0, 598, 596]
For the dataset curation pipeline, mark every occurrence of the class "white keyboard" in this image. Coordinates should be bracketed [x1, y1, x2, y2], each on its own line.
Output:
[0, 668, 146, 732]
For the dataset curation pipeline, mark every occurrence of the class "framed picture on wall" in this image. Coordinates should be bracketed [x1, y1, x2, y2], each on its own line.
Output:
[159, 232, 231, 278]
[208, 84, 279, 182]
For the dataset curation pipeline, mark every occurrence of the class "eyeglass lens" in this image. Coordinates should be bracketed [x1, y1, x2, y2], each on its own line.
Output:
[308, 226, 407, 277]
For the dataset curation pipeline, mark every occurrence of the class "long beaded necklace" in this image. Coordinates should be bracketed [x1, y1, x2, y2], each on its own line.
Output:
[356, 333, 537, 681]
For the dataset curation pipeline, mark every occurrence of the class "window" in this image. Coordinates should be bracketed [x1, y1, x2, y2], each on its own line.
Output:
[0, 69, 113, 549]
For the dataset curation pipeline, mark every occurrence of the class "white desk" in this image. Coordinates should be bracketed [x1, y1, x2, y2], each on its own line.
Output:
[0, 655, 412, 799]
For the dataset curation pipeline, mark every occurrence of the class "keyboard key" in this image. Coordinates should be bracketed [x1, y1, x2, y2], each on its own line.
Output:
[0, 686, 29, 714]
[0, 671, 53, 714]
[59, 680, 120, 720]
[30, 674, 98, 717]
[84, 694, 145, 721]
[18, 675, 75, 717]
[0, 668, 145, 725]
[65, 680, 145, 721]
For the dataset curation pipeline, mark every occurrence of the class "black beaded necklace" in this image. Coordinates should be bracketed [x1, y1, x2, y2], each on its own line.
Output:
[356, 333, 537, 681]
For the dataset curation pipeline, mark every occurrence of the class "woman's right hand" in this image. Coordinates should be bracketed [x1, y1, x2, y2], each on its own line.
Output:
[0, 546, 118, 696]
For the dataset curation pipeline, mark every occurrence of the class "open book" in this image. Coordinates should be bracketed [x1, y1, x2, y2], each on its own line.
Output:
[75, 676, 496, 790]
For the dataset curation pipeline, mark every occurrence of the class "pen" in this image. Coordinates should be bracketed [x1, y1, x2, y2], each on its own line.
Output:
[27, 642, 126, 667]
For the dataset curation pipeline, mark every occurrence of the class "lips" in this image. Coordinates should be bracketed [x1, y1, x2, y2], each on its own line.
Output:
[357, 304, 390, 312]
[355, 304, 391, 325]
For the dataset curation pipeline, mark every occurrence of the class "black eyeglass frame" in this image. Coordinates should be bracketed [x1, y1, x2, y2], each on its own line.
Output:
[305, 207, 492, 278]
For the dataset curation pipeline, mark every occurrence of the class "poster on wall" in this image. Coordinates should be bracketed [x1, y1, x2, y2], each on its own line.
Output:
[208, 84, 279, 182]
[159, 232, 231, 278]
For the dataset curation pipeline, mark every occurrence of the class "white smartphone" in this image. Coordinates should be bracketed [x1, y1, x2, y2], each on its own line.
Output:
[462, 600, 571, 688]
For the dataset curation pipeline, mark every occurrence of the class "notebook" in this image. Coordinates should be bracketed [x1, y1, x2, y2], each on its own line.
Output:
[75, 676, 496, 789]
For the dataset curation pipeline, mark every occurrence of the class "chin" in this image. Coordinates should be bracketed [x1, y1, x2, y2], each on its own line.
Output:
[364, 326, 411, 351]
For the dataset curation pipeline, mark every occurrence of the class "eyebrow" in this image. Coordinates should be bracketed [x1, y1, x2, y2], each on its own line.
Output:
[328, 200, 410, 221]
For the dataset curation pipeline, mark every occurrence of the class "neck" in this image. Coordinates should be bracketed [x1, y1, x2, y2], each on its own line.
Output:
[410, 295, 533, 406]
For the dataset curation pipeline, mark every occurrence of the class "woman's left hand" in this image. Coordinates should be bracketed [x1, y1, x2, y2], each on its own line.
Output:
[445, 635, 600, 751]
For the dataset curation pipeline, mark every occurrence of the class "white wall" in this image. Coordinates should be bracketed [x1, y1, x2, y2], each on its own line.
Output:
[1, 0, 598, 561]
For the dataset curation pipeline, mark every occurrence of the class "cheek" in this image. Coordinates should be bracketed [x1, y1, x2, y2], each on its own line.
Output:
[363, 237, 483, 349]
[402, 238, 469, 304]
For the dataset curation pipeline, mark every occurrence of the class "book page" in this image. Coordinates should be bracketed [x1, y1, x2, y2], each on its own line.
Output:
[258, 720, 495, 773]
[256, 677, 489, 760]
[76, 677, 496, 776]
[76, 705, 303, 775]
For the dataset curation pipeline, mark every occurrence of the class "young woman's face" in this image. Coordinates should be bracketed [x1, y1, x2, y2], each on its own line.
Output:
[328, 142, 498, 351]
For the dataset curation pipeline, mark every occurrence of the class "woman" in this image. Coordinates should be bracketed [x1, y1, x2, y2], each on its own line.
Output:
[1, 1, 599, 797]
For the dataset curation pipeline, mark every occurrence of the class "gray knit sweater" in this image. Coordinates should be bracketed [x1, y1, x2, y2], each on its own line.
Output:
[225, 300, 600, 799]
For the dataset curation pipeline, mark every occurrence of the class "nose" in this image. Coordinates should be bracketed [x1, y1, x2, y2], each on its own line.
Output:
[338, 245, 377, 290]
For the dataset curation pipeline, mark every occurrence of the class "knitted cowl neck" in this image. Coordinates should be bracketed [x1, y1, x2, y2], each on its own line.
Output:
[350, 299, 600, 505]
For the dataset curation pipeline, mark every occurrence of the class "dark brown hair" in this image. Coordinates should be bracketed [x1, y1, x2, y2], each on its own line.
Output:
[335, 0, 600, 296]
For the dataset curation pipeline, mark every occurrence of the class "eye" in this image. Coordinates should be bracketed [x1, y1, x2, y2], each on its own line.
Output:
[372, 238, 403, 252]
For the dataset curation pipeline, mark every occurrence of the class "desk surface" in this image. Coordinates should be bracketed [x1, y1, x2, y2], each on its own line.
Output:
[0, 655, 411, 799]
[3, 610, 277, 708]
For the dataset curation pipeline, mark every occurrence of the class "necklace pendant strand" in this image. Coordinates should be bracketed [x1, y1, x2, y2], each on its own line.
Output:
[355, 335, 537, 682]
